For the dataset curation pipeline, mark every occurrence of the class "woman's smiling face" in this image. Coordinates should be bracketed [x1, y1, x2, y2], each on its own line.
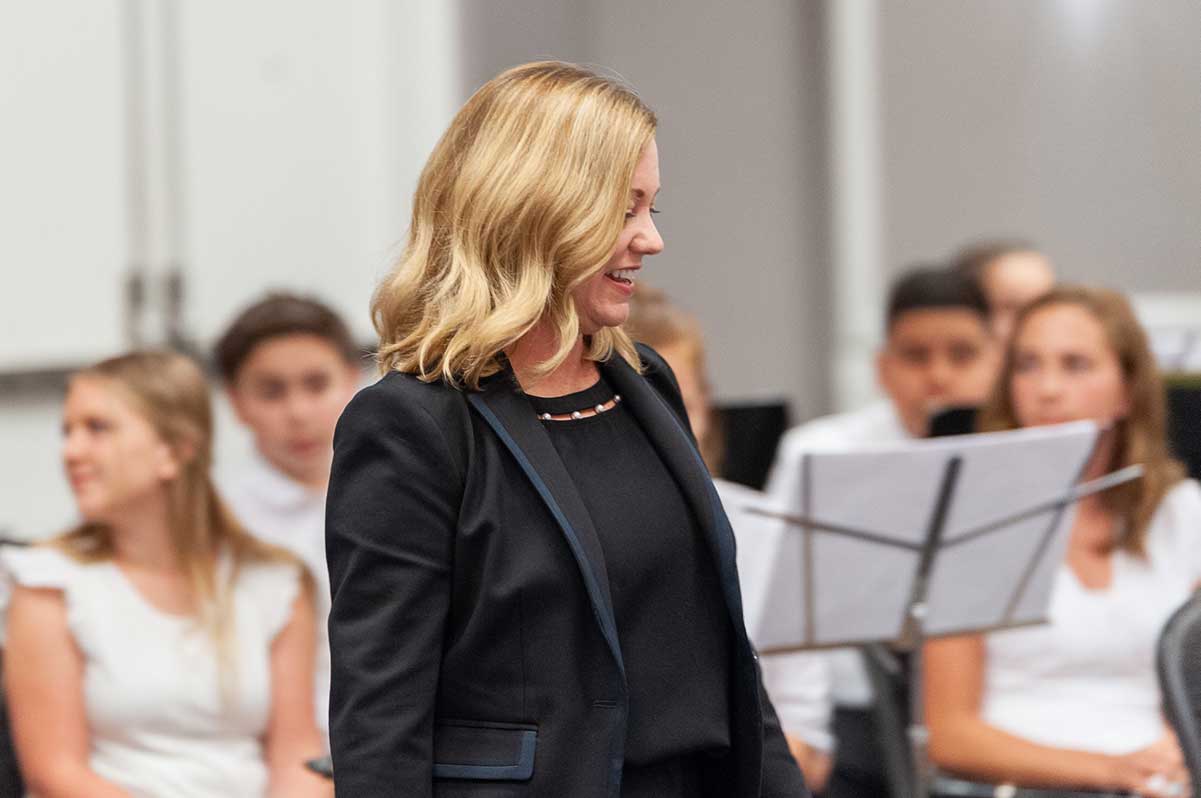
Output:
[572, 138, 664, 335]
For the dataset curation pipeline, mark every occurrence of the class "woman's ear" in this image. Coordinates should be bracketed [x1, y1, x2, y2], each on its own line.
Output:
[156, 437, 197, 481]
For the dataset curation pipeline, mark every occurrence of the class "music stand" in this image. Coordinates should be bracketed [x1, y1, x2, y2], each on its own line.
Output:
[738, 421, 1143, 798]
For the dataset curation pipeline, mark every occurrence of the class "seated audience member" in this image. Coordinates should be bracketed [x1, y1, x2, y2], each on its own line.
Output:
[925, 285, 1200, 798]
[765, 265, 998, 797]
[214, 293, 361, 738]
[952, 239, 1055, 341]
[624, 284, 835, 792]
[1, 352, 329, 797]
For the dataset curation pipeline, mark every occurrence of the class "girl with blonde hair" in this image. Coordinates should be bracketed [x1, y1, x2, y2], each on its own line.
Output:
[2, 351, 329, 797]
[327, 61, 808, 797]
[925, 286, 1200, 798]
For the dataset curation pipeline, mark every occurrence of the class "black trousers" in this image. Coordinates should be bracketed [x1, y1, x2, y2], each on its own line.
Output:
[820, 707, 891, 798]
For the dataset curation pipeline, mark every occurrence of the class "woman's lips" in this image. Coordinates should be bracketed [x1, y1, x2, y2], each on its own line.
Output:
[604, 272, 636, 294]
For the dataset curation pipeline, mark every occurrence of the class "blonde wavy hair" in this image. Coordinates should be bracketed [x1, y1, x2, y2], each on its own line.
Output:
[980, 286, 1184, 555]
[372, 61, 658, 388]
[55, 351, 304, 680]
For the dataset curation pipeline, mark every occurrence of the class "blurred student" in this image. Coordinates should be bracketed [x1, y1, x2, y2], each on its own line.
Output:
[765, 265, 998, 797]
[214, 293, 361, 739]
[925, 286, 1200, 798]
[625, 284, 835, 791]
[1, 351, 328, 798]
[953, 239, 1055, 342]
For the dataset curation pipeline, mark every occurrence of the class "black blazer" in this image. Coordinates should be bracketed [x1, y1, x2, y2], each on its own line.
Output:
[325, 345, 808, 798]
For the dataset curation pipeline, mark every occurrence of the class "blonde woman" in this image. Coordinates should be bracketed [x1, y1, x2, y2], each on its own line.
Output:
[326, 62, 808, 797]
[925, 286, 1201, 797]
[2, 352, 329, 797]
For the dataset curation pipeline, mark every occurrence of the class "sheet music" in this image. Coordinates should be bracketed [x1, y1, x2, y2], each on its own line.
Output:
[733, 421, 1099, 651]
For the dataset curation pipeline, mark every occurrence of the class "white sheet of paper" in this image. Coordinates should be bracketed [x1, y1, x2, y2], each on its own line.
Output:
[729, 421, 1099, 651]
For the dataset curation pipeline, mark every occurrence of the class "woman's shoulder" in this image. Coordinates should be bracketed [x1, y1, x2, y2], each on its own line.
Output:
[631, 343, 687, 413]
[0, 543, 90, 592]
[338, 369, 474, 444]
[1155, 478, 1201, 526]
[1146, 478, 1201, 557]
[0, 543, 104, 646]
[349, 369, 468, 415]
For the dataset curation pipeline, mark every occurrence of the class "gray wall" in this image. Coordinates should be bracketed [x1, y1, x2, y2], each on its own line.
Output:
[457, 0, 832, 417]
[880, 0, 1201, 288]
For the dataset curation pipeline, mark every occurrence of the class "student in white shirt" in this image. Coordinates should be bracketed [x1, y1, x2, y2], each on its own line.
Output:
[926, 285, 1199, 798]
[951, 239, 1055, 343]
[2, 351, 328, 798]
[765, 265, 999, 797]
[213, 294, 361, 738]
[624, 284, 835, 791]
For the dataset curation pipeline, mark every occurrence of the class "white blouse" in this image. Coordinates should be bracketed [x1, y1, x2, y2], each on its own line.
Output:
[982, 479, 1201, 754]
[0, 546, 301, 798]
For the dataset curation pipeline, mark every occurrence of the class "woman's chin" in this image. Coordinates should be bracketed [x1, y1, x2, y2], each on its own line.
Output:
[580, 309, 630, 336]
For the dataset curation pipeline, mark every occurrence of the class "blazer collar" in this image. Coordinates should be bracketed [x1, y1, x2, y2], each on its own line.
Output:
[468, 355, 751, 673]
[600, 355, 748, 631]
[468, 369, 623, 677]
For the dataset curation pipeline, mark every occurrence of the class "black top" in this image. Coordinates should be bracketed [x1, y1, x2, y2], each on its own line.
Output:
[528, 375, 733, 766]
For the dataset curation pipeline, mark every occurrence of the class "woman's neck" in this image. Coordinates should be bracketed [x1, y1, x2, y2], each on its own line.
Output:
[107, 490, 180, 572]
[507, 322, 598, 398]
[1070, 428, 1122, 555]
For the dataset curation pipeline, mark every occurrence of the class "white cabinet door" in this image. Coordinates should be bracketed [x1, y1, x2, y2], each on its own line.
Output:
[0, 1, 128, 370]
[178, 0, 460, 348]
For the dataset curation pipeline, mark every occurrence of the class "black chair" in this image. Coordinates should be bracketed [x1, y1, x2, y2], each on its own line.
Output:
[1166, 382, 1201, 482]
[714, 401, 790, 490]
[0, 657, 24, 798]
[1157, 590, 1201, 791]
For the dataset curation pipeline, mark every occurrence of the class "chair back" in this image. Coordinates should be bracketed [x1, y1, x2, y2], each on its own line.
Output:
[0, 657, 24, 798]
[1157, 590, 1201, 787]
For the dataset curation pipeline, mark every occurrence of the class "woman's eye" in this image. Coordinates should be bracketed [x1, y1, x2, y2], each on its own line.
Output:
[1013, 354, 1039, 372]
[650, 207, 660, 215]
[1064, 355, 1093, 372]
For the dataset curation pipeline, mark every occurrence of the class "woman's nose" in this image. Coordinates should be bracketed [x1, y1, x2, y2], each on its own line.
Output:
[62, 428, 86, 463]
[634, 216, 664, 255]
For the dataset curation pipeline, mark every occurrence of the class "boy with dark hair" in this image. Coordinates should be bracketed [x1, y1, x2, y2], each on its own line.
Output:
[762, 265, 998, 798]
[215, 292, 362, 740]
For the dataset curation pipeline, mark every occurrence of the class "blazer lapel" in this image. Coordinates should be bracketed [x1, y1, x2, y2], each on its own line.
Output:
[467, 371, 625, 678]
[601, 356, 750, 631]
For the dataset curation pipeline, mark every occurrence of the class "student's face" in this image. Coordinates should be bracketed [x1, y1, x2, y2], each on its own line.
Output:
[1009, 303, 1129, 429]
[877, 309, 998, 436]
[227, 335, 359, 486]
[982, 252, 1055, 341]
[573, 139, 664, 335]
[62, 377, 180, 523]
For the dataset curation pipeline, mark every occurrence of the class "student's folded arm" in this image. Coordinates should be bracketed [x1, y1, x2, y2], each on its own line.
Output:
[925, 634, 1123, 792]
[4, 586, 133, 798]
[325, 383, 462, 798]
[265, 586, 331, 798]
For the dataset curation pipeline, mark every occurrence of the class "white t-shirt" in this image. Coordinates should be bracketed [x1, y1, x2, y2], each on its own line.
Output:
[218, 453, 330, 737]
[0, 546, 301, 798]
[763, 401, 911, 711]
[715, 477, 834, 751]
[982, 479, 1201, 754]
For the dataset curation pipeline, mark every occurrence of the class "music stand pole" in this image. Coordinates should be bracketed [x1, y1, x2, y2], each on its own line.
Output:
[906, 455, 964, 798]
